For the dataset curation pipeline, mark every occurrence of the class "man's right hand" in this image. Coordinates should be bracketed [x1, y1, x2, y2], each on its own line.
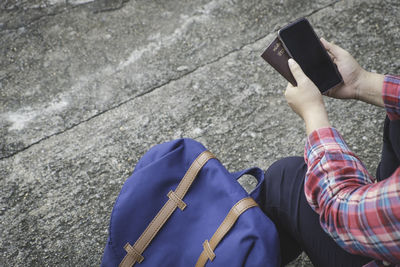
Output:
[321, 38, 384, 107]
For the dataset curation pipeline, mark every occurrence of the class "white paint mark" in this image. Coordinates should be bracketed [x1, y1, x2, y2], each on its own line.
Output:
[47, 0, 66, 5]
[117, 0, 226, 70]
[57, 0, 228, 111]
[192, 128, 204, 136]
[7, 111, 36, 131]
[68, 0, 95, 6]
[177, 66, 189, 71]
[5, 100, 68, 131]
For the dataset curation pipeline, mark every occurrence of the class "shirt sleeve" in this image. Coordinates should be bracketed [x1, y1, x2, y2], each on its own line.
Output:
[383, 75, 400, 121]
[304, 127, 400, 263]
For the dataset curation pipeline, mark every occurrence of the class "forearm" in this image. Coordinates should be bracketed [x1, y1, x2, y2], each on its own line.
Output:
[303, 106, 331, 136]
[356, 71, 385, 107]
[304, 128, 400, 262]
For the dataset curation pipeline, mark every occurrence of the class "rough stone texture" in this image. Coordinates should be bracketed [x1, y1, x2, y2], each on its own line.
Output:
[0, 0, 335, 159]
[0, 0, 399, 266]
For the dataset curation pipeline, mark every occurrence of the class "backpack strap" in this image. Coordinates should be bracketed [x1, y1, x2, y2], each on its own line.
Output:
[119, 150, 216, 267]
[195, 197, 258, 267]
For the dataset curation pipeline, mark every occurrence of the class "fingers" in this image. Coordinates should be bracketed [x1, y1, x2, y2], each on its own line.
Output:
[320, 37, 336, 53]
[288, 58, 308, 84]
[320, 37, 347, 58]
[326, 50, 337, 63]
[323, 87, 333, 97]
[285, 82, 293, 94]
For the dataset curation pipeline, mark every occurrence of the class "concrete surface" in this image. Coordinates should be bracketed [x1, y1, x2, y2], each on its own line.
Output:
[0, 0, 399, 266]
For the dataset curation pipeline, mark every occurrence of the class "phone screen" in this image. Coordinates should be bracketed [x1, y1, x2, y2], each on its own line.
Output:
[279, 18, 342, 93]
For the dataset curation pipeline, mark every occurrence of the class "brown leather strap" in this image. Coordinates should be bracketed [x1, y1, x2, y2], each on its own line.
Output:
[195, 197, 258, 267]
[167, 190, 186, 210]
[202, 240, 215, 261]
[121, 244, 144, 264]
[119, 151, 216, 267]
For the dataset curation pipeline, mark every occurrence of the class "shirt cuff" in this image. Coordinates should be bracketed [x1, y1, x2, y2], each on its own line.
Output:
[382, 75, 400, 121]
[304, 127, 351, 164]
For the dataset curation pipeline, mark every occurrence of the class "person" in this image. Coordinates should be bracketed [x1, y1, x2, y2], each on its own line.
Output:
[261, 38, 400, 267]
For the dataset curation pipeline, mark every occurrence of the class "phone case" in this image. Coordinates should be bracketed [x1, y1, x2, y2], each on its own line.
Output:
[261, 37, 297, 86]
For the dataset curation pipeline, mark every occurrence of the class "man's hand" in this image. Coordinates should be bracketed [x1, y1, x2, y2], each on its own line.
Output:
[320, 38, 364, 100]
[321, 38, 384, 107]
[285, 59, 331, 135]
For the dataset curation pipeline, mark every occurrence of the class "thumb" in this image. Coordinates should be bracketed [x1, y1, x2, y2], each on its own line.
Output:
[288, 58, 308, 84]
[320, 38, 347, 58]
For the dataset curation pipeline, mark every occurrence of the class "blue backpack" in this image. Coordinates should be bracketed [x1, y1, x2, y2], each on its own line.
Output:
[101, 139, 280, 267]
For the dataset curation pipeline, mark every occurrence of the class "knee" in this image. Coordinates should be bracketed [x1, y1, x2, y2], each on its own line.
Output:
[264, 156, 305, 183]
[261, 156, 305, 216]
[262, 156, 306, 214]
[389, 119, 400, 151]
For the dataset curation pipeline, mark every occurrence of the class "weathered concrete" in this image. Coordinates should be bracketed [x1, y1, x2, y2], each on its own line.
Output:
[0, 0, 399, 266]
[0, 0, 335, 159]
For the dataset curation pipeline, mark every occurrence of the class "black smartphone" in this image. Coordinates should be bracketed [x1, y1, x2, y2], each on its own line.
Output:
[278, 18, 342, 93]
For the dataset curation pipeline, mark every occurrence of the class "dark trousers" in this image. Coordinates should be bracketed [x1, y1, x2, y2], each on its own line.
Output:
[261, 116, 400, 267]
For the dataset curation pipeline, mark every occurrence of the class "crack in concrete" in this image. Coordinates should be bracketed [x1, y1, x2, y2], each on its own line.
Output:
[0, 0, 131, 31]
[0, 0, 339, 161]
[0, 10, 60, 32]
[307, 0, 338, 16]
[93, 0, 130, 13]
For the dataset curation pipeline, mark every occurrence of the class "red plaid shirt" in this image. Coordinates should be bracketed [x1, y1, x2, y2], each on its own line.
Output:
[304, 75, 400, 266]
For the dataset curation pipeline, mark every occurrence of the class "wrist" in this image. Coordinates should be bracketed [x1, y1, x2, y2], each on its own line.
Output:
[354, 69, 369, 100]
[302, 106, 331, 135]
[355, 71, 385, 107]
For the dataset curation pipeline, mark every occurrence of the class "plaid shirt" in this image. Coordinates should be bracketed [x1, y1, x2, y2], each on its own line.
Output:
[304, 75, 400, 266]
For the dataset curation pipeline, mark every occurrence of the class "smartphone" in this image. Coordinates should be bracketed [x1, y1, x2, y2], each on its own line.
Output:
[278, 18, 342, 93]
